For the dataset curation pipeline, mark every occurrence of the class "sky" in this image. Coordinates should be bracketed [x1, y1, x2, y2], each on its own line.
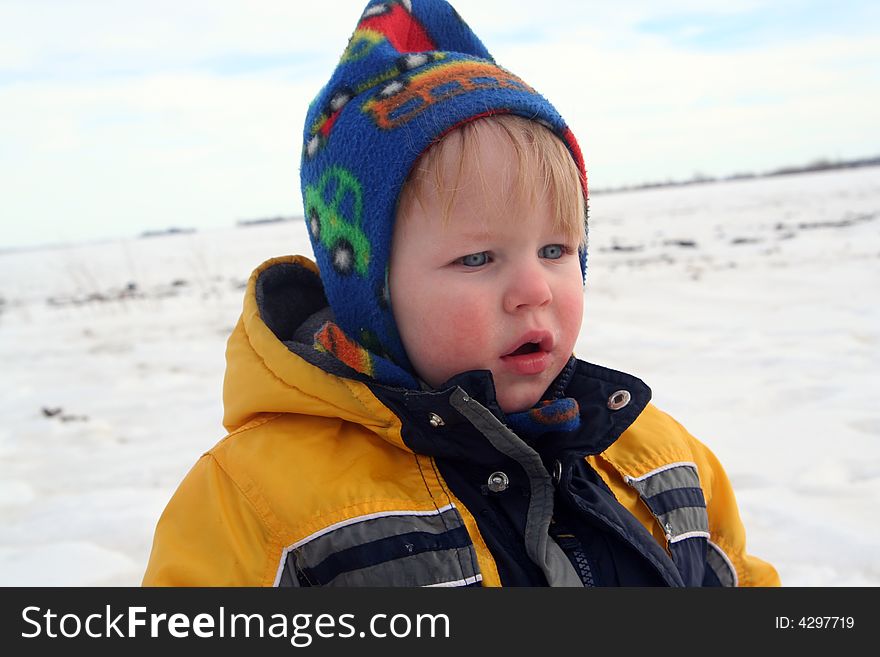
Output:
[1, 0, 878, 249]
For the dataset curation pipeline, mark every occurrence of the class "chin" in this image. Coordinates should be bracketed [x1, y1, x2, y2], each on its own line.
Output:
[495, 390, 542, 415]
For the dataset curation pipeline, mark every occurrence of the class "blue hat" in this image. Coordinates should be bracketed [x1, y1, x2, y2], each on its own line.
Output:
[300, 0, 587, 382]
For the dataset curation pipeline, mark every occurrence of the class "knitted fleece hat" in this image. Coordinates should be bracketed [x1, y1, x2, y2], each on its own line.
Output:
[300, 0, 588, 379]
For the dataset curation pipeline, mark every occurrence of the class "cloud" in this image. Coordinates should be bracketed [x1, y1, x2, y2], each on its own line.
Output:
[635, 1, 880, 51]
[497, 26, 880, 186]
[1, 72, 316, 245]
[1, 0, 878, 247]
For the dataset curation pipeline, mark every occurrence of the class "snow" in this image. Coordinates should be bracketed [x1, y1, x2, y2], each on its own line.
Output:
[1, 166, 878, 586]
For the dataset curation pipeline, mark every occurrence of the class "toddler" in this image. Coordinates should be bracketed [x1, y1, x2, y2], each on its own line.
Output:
[144, 0, 778, 587]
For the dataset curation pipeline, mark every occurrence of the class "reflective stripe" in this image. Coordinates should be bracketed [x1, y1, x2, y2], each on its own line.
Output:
[661, 507, 710, 541]
[274, 504, 482, 587]
[624, 463, 709, 542]
[289, 504, 456, 552]
[320, 546, 479, 586]
[292, 507, 464, 570]
[424, 574, 483, 587]
[707, 540, 738, 587]
[302, 525, 472, 584]
[274, 505, 458, 585]
[668, 530, 711, 544]
[625, 462, 700, 495]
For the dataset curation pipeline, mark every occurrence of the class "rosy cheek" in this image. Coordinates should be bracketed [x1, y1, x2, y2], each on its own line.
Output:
[429, 298, 475, 351]
[564, 292, 585, 343]
[552, 279, 582, 334]
[400, 296, 461, 381]
[429, 295, 491, 373]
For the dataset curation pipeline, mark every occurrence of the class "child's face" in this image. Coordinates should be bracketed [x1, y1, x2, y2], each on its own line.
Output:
[389, 127, 584, 413]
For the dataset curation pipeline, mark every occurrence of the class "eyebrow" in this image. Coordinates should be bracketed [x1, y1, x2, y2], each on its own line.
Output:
[452, 230, 493, 242]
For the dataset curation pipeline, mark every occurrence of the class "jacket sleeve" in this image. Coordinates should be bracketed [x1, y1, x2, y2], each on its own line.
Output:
[142, 454, 277, 586]
[696, 439, 781, 587]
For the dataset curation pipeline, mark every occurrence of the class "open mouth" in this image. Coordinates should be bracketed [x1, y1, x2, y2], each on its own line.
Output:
[507, 341, 541, 357]
[502, 331, 553, 359]
[500, 331, 553, 375]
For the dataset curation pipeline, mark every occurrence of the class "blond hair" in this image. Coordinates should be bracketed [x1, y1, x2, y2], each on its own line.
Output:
[396, 114, 587, 246]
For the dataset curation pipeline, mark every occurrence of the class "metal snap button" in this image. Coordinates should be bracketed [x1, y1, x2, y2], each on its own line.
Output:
[428, 412, 444, 428]
[552, 460, 563, 484]
[607, 390, 631, 411]
[487, 471, 509, 493]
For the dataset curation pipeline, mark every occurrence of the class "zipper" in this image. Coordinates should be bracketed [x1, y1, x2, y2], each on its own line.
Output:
[551, 526, 595, 587]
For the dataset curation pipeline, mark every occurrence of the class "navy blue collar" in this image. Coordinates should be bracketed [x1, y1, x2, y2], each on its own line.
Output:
[368, 359, 651, 465]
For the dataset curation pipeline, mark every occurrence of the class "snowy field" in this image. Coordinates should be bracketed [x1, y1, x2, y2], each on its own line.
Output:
[1, 166, 878, 586]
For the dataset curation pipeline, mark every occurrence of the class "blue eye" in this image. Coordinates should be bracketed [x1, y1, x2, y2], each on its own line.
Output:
[459, 252, 489, 267]
[540, 244, 565, 259]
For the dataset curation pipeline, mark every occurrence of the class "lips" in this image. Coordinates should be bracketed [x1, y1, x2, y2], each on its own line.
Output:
[502, 330, 554, 357]
[500, 330, 554, 375]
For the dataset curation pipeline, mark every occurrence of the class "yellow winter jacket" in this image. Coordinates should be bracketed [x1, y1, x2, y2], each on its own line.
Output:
[143, 256, 779, 587]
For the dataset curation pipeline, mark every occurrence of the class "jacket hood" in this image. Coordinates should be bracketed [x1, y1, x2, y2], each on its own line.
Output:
[223, 255, 655, 465]
[222, 255, 407, 449]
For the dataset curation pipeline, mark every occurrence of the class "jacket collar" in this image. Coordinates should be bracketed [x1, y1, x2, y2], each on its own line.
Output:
[368, 361, 652, 466]
[247, 256, 651, 463]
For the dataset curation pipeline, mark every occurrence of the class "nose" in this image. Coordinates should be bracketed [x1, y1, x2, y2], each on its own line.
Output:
[503, 260, 553, 313]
